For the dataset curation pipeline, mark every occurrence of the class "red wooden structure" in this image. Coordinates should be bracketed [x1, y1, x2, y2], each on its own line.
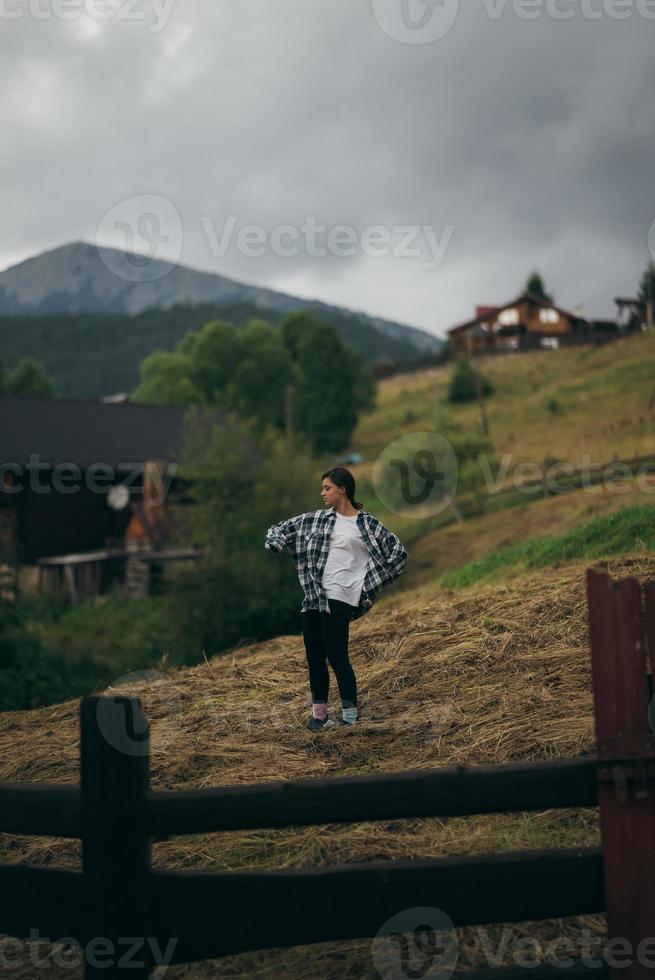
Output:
[587, 568, 655, 979]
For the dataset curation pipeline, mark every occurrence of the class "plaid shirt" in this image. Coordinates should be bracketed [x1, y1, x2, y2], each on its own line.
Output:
[264, 506, 408, 621]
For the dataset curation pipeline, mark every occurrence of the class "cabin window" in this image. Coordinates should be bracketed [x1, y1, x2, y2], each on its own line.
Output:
[540, 336, 559, 349]
[498, 307, 519, 325]
[539, 308, 559, 323]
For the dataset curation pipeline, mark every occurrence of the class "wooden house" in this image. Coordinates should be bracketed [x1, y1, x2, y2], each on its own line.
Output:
[0, 395, 230, 600]
[447, 292, 599, 356]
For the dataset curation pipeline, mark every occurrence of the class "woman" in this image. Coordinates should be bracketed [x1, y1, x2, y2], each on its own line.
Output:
[264, 467, 408, 731]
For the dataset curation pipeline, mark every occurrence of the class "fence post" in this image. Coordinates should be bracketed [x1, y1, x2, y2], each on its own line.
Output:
[80, 695, 154, 978]
[587, 569, 655, 979]
[645, 582, 655, 704]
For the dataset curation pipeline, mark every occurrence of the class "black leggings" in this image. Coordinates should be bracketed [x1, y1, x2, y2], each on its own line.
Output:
[301, 598, 358, 707]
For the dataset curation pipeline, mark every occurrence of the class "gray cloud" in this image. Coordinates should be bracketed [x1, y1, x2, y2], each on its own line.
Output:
[1, 0, 653, 335]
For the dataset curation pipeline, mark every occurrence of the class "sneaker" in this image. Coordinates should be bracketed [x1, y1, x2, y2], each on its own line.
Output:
[340, 716, 357, 726]
[307, 715, 335, 731]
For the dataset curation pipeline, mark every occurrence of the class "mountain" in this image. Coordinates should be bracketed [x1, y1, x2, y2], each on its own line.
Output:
[0, 240, 441, 355]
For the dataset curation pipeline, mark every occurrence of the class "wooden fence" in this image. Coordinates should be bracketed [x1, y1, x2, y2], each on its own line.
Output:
[1, 568, 654, 978]
[419, 451, 655, 535]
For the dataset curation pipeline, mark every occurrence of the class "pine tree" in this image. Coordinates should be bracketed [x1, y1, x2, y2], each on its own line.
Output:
[525, 272, 554, 303]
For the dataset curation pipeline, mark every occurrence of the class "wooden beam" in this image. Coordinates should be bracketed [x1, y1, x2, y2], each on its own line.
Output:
[144, 847, 604, 964]
[37, 547, 202, 566]
[144, 757, 598, 836]
[0, 781, 80, 837]
[64, 563, 78, 605]
[0, 863, 87, 943]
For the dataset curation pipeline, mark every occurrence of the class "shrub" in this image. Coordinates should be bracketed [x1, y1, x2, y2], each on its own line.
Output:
[448, 359, 493, 403]
[0, 599, 100, 710]
[447, 433, 497, 496]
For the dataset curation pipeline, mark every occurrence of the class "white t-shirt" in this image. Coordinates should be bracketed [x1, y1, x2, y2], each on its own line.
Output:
[320, 511, 370, 607]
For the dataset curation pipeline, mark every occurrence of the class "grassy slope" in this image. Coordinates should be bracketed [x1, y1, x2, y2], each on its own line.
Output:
[349, 329, 655, 582]
[442, 503, 655, 588]
[5, 554, 652, 978]
[354, 329, 655, 471]
[398, 480, 655, 597]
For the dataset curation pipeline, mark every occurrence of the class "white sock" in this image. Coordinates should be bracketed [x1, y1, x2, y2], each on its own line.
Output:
[342, 705, 357, 723]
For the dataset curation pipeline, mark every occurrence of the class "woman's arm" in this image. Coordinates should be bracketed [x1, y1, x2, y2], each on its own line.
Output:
[264, 513, 308, 554]
[376, 525, 409, 581]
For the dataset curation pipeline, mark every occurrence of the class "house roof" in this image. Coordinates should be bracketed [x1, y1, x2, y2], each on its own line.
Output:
[0, 395, 230, 471]
[447, 292, 588, 335]
[614, 297, 645, 307]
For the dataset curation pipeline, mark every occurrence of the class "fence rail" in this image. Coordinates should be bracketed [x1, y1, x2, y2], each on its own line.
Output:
[0, 755, 598, 839]
[0, 568, 653, 978]
[416, 450, 655, 537]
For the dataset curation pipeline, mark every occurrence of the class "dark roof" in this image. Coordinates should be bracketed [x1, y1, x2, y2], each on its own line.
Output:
[614, 297, 644, 307]
[448, 292, 588, 335]
[589, 319, 619, 329]
[0, 395, 228, 471]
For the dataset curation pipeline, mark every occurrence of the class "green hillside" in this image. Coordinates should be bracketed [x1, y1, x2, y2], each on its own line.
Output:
[442, 504, 655, 588]
[348, 329, 655, 587]
[354, 329, 655, 475]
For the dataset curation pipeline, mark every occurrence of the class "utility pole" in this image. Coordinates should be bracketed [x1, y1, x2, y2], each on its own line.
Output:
[465, 328, 490, 436]
[474, 368, 489, 437]
[285, 383, 294, 451]
[646, 263, 655, 412]
[433, 380, 441, 432]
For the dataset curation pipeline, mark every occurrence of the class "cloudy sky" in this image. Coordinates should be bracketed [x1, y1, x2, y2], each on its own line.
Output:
[1, 0, 653, 337]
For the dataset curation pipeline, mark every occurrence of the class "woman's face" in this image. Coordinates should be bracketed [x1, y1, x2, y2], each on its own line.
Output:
[321, 478, 343, 508]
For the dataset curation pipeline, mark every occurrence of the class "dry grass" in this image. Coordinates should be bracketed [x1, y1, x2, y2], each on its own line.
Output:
[345, 330, 655, 566]
[2, 554, 655, 978]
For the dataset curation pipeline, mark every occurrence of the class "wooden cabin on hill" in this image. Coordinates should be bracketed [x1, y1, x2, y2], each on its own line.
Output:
[447, 291, 635, 356]
[0, 395, 231, 602]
